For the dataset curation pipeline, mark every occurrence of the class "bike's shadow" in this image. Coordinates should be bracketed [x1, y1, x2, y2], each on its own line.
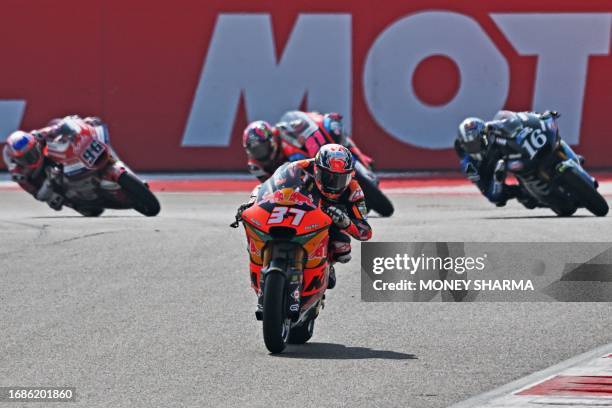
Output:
[485, 215, 592, 220]
[276, 342, 416, 360]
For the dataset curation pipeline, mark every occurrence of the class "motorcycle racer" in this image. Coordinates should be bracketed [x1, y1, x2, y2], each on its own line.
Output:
[455, 110, 571, 208]
[2, 115, 111, 211]
[243, 120, 308, 182]
[243, 111, 368, 182]
[237, 144, 372, 289]
[277, 111, 347, 153]
[2, 130, 62, 208]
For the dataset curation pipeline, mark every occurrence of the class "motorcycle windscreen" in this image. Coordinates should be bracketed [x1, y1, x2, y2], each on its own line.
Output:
[256, 163, 322, 211]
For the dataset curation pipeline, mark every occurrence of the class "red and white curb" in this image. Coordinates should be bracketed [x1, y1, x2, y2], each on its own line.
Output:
[450, 342, 612, 407]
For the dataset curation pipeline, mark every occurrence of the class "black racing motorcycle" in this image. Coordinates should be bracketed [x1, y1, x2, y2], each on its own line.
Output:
[494, 112, 607, 217]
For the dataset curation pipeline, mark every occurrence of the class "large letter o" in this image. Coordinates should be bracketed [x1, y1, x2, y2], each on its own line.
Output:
[363, 12, 510, 149]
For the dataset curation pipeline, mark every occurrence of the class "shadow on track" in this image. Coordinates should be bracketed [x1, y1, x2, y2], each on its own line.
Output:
[276, 342, 417, 360]
[484, 215, 591, 220]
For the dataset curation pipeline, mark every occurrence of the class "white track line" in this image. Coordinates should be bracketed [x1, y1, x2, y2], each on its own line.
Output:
[450, 342, 612, 408]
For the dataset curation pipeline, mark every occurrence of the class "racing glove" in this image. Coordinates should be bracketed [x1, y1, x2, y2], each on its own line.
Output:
[325, 206, 351, 229]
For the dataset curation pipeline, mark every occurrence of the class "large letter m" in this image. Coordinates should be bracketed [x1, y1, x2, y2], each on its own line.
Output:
[182, 13, 351, 147]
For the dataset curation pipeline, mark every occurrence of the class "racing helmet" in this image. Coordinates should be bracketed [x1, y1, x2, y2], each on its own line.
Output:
[4, 131, 43, 169]
[457, 117, 488, 161]
[242, 121, 278, 162]
[314, 144, 355, 200]
[322, 113, 347, 146]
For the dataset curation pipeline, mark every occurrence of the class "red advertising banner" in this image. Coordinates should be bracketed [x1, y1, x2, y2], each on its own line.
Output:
[0, 0, 611, 171]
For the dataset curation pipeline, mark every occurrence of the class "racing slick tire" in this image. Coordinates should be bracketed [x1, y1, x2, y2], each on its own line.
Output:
[262, 273, 290, 354]
[74, 207, 105, 217]
[354, 168, 394, 217]
[559, 168, 609, 217]
[117, 172, 161, 217]
[550, 204, 577, 217]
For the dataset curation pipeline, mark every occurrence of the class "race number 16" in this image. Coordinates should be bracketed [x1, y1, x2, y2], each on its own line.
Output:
[522, 129, 547, 159]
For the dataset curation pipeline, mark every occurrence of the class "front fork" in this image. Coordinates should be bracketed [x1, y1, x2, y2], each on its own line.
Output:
[257, 242, 304, 322]
[101, 156, 129, 183]
[555, 140, 597, 188]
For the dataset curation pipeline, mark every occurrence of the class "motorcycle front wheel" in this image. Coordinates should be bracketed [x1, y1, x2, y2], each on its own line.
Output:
[118, 172, 161, 217]
[262, 273, 290, 354]
[558, 168, 608, 217]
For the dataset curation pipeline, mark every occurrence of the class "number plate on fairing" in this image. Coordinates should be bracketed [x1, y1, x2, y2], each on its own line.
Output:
[81, 140, 106, 166]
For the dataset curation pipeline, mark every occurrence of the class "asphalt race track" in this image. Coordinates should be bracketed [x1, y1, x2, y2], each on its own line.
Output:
[1, 191, 611, 408]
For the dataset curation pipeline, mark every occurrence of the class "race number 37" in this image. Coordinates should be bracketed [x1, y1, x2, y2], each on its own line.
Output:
[268, 207, 305, 226]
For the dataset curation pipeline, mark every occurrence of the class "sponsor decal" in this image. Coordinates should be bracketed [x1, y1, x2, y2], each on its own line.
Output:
[261, 188, 315, 207]
[1, 3, 611, 170]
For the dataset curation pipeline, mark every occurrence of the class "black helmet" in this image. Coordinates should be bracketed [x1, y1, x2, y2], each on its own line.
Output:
[457, 117, 487, 160]
[242, 121, 278, 162]
[314, 144, 354, 199]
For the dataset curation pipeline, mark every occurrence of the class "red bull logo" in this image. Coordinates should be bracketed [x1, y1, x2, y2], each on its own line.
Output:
[262, 188, 315, 208]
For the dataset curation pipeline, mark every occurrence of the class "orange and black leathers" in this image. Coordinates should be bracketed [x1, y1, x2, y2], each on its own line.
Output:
[287, 159, 372, 242]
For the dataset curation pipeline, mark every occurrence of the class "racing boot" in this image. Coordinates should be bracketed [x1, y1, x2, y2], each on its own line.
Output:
[331, 239, 352, 264]
[255, 291, 264, 321]
[491, 160, 508, 207]
[328, 265, 337, 290]
[507, 185, 538, 209]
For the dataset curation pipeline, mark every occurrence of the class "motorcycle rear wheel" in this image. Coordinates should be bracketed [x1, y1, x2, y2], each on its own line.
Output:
[354, 169, 394, 217]
[118, 172, 161, 217]
[558, 168, 608, 216]
[262, 273, 290, 354]
[550, 204, 577, 217]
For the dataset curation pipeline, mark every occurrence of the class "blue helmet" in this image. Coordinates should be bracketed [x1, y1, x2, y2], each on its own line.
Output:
[322, 113, 346, 146]
[457, 117, 487, 161]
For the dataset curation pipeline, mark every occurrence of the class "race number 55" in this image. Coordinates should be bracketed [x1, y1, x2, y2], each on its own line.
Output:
[268, 207, 305, 226]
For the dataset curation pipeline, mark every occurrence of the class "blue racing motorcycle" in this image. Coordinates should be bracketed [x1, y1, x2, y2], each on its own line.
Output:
[494, 112, 608, 216]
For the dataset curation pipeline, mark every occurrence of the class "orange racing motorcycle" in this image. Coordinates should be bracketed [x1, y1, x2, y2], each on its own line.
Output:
[232, 164, 333, 353]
